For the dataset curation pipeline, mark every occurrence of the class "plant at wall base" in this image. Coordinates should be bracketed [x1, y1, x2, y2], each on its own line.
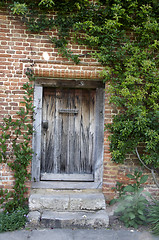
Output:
[0, 68, 35, 212]
[110, 169, 150, 228]
[0, 206, 29, 232]
[148, 200, 159, 235]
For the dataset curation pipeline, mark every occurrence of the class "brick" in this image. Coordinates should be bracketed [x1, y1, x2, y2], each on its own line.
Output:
[0, 15, 7, 20]
[0, 54, 11, 58]
[0, 11, 158, 202]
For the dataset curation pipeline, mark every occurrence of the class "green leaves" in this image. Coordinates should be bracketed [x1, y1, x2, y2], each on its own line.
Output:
[0, 68, 34, 212]
[3, 0, 158, 211]
[0, 207, 29, 232]
[148, 201, 159, 235]
[11, 2, 28, 15]
[111, 170, 149, 228]
[123, 185, 134, 192]
[126, 174, 135, 179]
[39, 0, 55, 8]
[140, 175, 148, 184]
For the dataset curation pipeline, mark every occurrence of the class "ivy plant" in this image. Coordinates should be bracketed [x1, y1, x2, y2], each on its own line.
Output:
[0, 69, 35, 212]
[0, 0, 159, 194]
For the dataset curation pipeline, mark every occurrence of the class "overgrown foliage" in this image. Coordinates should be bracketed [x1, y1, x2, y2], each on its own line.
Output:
[0, 206, 29, 232]
[110, 169, 150, 228]
[0, 69, 35, 212]
[1, 0, 157, 170]
[0, 0, 159, 200]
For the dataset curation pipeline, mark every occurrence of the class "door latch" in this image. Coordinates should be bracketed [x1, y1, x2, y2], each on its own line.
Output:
[42, 120, 48, 130]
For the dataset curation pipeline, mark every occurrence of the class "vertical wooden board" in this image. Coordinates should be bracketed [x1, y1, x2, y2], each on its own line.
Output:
[67, 89, 76, 174]
[55, 89, 61, 173]
[53, 88, 60, 173]
[80, 89, 91, 173]
[47, 93, 56, 172]
[32, 84, 43, 181]
[94, 88, 105, 182]
[41, 88, 57, 173]
[89, 89, 96, 173]
[41, 93, 46, 172]
[74, 88, 82, 173]
[57, 88, 70, 173]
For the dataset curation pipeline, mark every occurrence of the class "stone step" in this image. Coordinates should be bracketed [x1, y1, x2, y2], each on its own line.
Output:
[28, 210, 109, 229]
[31, 188, 101, 194]
[29, 192, 106, 212]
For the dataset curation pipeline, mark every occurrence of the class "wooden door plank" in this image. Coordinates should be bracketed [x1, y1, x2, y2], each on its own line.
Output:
[58, 88, 70, 173]
[32, 84, 43, 181]
[89, 90, 96, 172]
[41, 173, 93, 181]
[67, 89, 76, 174]
[74, 89, 81, 173]
[94, 88, 105, 182]
[54, 88, 60, 173]
[41, 88, 57, 173]
[80, 90, 89, 173]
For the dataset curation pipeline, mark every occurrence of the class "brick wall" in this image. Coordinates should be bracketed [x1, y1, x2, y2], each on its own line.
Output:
[0, 9, 158, 203]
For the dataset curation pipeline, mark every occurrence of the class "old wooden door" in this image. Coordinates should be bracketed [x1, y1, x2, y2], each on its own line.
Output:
[41, 87, 96, 181]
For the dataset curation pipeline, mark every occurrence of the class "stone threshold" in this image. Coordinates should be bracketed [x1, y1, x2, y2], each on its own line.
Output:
[31, 181, 103, 190]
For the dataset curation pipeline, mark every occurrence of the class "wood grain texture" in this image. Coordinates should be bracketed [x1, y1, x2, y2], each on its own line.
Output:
[36, 78, 104, 89]
[41, 173, 93, 181]
[32, 84, 43, 181]
[41, 87, 96, 180]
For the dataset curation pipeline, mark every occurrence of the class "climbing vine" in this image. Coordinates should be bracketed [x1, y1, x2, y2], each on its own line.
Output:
[0, 0, 159, 198]
[0, 69, 35, 212]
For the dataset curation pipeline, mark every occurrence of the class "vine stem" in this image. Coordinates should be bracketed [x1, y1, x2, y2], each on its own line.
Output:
[135, 147, 159, 189]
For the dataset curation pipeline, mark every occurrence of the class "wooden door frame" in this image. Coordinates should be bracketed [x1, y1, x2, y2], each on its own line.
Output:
[32, 78, 105, 188]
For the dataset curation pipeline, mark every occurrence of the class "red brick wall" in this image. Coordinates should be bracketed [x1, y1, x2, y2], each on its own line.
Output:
[0, 10, 158, 203]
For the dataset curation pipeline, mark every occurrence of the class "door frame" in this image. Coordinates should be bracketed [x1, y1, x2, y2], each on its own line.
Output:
[32, 78, 105, 188]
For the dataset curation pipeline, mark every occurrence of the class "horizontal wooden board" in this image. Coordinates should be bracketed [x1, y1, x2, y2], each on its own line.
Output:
[41, 173, 94, 181]
[36, 78, 105, 89]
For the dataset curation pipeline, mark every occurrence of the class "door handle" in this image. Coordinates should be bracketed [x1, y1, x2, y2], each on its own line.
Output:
[42, 120, 48, 130]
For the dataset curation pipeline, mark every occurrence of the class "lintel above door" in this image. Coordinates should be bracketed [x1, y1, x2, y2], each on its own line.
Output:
[35, 77, 105, 89]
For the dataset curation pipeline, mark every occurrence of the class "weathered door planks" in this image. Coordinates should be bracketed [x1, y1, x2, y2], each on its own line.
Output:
[41, 87, 96, 181]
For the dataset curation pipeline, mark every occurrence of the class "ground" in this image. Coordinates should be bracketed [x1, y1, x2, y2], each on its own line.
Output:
[108, 215, 150, 232]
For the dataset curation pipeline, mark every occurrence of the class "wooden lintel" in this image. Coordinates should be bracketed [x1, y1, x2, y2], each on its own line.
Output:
[36, 78, 105, 89]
